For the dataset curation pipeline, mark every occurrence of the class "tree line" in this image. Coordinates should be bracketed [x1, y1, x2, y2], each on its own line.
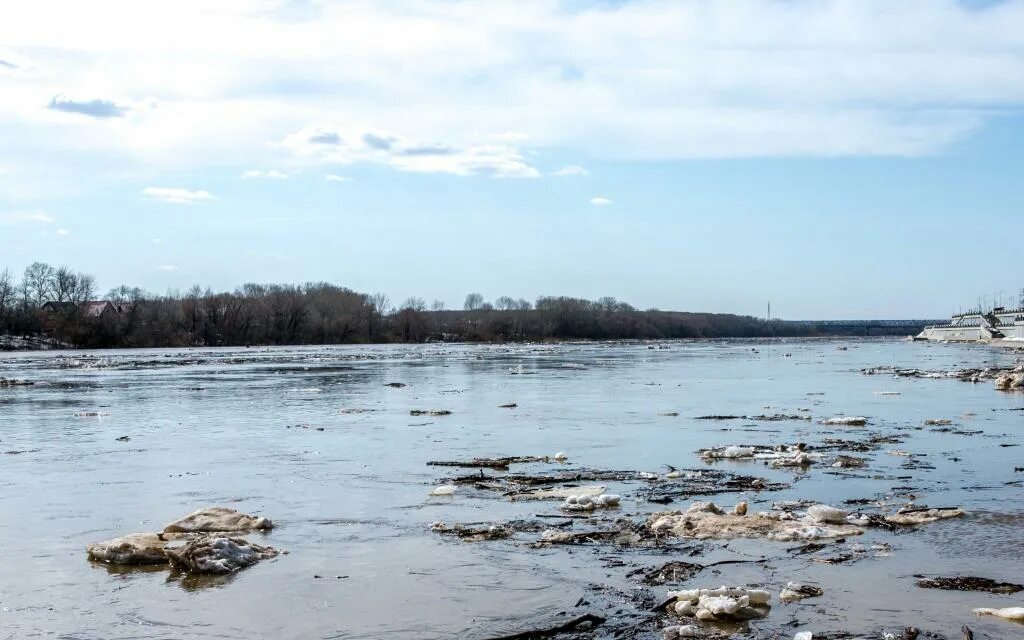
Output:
[0, 261, 901, 349]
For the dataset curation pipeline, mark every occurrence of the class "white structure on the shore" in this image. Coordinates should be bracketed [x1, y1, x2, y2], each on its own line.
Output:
[916, 307, 1024, 342]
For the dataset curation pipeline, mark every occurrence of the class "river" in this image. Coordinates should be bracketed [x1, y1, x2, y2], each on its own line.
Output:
[1, 338, 1022, 639]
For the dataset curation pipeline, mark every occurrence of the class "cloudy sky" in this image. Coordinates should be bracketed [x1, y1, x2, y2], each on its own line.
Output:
[2, 0, 1023, 318]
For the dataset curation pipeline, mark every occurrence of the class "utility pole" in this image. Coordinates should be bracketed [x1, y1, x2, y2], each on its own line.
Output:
[767, 302, 771, 322]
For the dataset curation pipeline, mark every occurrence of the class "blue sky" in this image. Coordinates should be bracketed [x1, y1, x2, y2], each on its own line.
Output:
[1, 0, 1023, 319]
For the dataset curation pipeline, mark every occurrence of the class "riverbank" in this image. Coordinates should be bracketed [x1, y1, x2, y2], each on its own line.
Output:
[0, 335, 71, 351]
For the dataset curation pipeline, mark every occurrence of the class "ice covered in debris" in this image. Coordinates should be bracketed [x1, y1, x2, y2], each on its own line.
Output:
[163, 507, 273, 534]
[806, 504, 848, 524]
[649, 501, 863, 541]
[886, 507, 964, 526]
[780, 582, 823, 603]
[667, 586, 771, 622]
[701, 445, 755, 459]
[662, 624, 702, 639]
[561, 493, 621, 511]
[771, 450, 816, 467]
[972, 606, 1024, 622]
[164, 535, 278, 574]
[823, 416, 868, 426]
[86, 533, 169, 565]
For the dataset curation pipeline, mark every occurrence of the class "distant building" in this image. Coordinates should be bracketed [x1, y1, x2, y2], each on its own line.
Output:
[41, 300, 123, 319]
[83, 300, 120, 318]
[40, 301, 76, 314]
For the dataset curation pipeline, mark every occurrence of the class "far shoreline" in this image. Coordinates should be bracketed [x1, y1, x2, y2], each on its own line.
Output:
[2, 333, 929, 354]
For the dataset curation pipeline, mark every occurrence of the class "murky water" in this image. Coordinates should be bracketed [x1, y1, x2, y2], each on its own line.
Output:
[1, 339, 1022, 639]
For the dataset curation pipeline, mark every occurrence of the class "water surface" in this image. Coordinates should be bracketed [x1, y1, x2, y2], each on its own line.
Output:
[1, 339, 1022, 639]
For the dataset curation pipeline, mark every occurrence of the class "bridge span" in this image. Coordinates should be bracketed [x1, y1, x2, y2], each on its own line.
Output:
[781, 319, 944, 335]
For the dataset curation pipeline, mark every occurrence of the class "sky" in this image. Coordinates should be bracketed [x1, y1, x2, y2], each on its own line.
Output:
[1, 0, 1023, 320]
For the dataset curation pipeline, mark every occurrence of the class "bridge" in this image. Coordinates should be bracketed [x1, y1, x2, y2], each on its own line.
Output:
[781, 319, 945, 335]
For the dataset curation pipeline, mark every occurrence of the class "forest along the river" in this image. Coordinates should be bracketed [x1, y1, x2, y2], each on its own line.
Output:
[0, 338, 1022, 640]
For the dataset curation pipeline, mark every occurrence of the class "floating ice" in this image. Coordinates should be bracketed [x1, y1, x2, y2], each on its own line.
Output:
[86, 533, 168, 565]
[973, 606, 1024, 622]
[667, 586, 771, 622]
[510, 485, 606, 501]
[806, 504, 847, 524]
[165, 535, 278, 574]
[702, 443, 819, 468]
[995, 373, 1024, 390]
[668, 586, 771, 606]
[780, 582, 824, 603]
[823, 416, 868, 426]
[539, 530, 576, 544]
[163, 507, 273, 534]
[662, 624, 701, 639]
[688, 501, 725, 515]
[701, 445, 755, 459]
[885, 507, 964, 526]
[772, 450, 815, 468]
[561, 493, 621, 511]
[649, 502, 863, 541]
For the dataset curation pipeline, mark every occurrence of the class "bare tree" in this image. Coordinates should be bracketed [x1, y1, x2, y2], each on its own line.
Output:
[370, 292, 391, 316]
[464, 292, 484, 311]
[53, 266, 78, 304]
[395, 300, 427, 341]
[495, 296, 516, 311]
[21, 261, 55, 308]
[73, 273, 95, 305]
[431, 299, 446, 312]
[182, 284, 203, 339]
[0, 268, 13, 326]
[368, 292, 391, 338]
[51, 266, 94, 305]
[401, 297, 426, 312]
[108, 285, 146, 306]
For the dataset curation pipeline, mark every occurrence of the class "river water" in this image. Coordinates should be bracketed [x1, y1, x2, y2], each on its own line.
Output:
[1, 339, 1022, 639]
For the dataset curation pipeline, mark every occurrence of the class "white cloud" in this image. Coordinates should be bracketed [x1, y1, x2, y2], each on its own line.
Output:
[0, 49, 29, 73]
[55, 227, 70, 235]
[48, 94, 128, 118]
[0, 210, 55, 224]
[589, 197, 612, 206]
[242, 169, 288, 179]
[552, 165, 590, 177]
[155, 264, 179, 272]
[152, 238, 163, 244]
[325, 174, 352, 182]
[142, 187, 215, 205]
[3, 0, 1024, 197]
[282, 125, 539, 177]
